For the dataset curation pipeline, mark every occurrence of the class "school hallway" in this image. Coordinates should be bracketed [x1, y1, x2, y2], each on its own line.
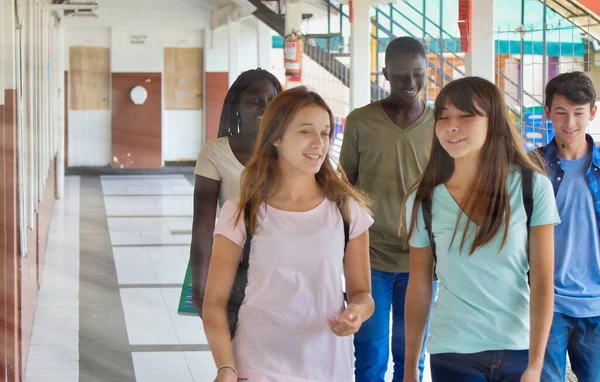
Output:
[22, 174, 431, 382]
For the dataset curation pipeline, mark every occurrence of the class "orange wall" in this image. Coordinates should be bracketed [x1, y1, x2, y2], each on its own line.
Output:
[578, 0, 600, 17]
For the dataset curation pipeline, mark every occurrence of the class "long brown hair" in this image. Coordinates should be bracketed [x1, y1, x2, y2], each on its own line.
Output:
[235, 86, 370, 233]
[405, 77, 543, 254]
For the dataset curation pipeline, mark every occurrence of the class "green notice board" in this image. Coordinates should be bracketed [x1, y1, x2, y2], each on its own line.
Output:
[177, 259, 198, 315]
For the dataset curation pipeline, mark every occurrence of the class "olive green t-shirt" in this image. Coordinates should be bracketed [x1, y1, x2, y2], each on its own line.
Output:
[339, 101, 434, 273]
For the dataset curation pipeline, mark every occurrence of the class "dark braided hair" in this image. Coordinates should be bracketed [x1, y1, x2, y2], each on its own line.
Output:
[217, 68, 283, 138]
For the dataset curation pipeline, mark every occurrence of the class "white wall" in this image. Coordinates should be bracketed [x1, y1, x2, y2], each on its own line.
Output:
[66, 28, 112, 166]
[111, 27, 164, 73]
[163, 29, 203, 162]
[64, 0, 214, 165]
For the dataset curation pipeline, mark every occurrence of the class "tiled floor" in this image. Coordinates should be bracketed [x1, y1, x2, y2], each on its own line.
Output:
[23, 174, 431, 382]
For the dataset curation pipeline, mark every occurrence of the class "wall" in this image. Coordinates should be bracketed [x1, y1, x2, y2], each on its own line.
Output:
[163, 29, 203, 161]
[65, 0, 212, 165]
[65, 28, 112, 166]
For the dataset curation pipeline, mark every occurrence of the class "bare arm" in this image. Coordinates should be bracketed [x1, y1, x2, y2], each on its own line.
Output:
[338, 119, 359, 186]
[190, 175, 220, 313]
[202, 235, 243, 373]
[344, 230, 374, 320]
[404, 246, 435, 381]
[329, 230, 374, 336]
[527, 224, 555, 374]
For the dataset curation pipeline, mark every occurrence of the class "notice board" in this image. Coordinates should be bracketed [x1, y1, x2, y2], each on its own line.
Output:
[69, 46, 110, 110]
[164, 47, 203, 110]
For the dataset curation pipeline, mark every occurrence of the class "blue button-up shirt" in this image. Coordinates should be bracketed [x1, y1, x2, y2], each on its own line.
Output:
[535, 134, 600, 231]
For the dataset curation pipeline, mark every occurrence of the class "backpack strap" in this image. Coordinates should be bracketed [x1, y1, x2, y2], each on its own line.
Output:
[522, 169, 533, 284]
[342, 212, 350, 253]
[339, 203, 350, 304]
[421, 196, 437, 278]
[522, 170, 533, 230]
[240, 203, 253, 268]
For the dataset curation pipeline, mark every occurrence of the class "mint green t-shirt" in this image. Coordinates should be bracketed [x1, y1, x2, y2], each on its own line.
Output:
[405, 170, 560, 354]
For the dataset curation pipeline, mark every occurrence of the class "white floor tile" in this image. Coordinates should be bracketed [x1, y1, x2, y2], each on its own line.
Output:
[132, 352, 194, 382]
[164, 217, 193, 232]
[110, 232, 144, 246]
[145, 246, 185, 264]
[124, 313, 180, 345]
[120, 289, 167, 314]
[24, 367, 78, 382]
[141, 232, 176, 245]
[184, 352, 217, 381]
[27, 344, 79, 360]
[121, 289, 181, 345]
[113, 247, 159, 285]
[170, 186, 194, 195]
[160, 289, 207, 344]
[153, 262, 187, 285]
[25, 360, 79, 369]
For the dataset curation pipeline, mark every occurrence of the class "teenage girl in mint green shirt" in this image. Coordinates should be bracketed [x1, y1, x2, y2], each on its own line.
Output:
[403, 77, 560, 382]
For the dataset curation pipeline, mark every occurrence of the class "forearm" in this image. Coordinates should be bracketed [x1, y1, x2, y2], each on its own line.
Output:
[404, 276, 433, 371]
[190, 224, 215, 311]
[348, 291, 374, 322]
[203, 302, 236, 369]
[529, 278, 554, 369]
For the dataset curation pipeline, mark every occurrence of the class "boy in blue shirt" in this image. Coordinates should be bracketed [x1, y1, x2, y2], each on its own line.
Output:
[535, 71, 600, 381]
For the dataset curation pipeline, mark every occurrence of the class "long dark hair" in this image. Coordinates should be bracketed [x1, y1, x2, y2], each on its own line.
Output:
[405, 77, 543, 254]
[234, 87, 370, 233]
[217, 68, 283, 138]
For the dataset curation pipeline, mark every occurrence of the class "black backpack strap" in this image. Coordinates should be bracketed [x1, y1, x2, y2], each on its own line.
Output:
[421, 196, 437, 278]
[339, 203, 350, 304]
[240, 203, 252, 268]
[342, 213, 350, 253]
[522, 170, 533, 230]
[522, 169, 533, 285]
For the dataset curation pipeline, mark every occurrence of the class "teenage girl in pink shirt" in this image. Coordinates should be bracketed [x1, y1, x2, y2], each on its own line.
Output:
[202, 87, 375, 382]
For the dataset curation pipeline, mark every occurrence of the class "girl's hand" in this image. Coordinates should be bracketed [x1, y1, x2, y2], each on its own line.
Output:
[520, 366, 541, 382]
[214, 367, 238, 382]
[328, 304, 363, 336]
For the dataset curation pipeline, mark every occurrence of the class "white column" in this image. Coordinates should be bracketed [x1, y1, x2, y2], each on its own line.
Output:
[56, 19, 65, 199]
[465, 0, 495, 82]
[350, 0, 371, 110]
[285, 0, 303, 88]
[257, 20, 271, 71]
[228, 18, 241, 87]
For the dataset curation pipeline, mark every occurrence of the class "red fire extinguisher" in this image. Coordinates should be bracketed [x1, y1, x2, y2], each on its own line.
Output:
[284, 29, 302, 83]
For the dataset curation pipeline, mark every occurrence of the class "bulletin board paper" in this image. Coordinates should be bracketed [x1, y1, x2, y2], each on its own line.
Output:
[164, 47, 203, 110]
[69, 46, 110, 110]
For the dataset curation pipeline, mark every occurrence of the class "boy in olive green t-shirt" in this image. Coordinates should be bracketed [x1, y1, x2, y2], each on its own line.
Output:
[339, 37, 436, 382]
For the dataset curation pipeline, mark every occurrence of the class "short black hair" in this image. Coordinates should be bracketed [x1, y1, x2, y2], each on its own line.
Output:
[218, 68, 283, 138]
[385, 36, 426, 63]
[545, 71, 596, 110]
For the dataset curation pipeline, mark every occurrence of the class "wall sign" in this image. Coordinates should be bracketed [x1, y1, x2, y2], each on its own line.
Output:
[129, 34, 147, 45]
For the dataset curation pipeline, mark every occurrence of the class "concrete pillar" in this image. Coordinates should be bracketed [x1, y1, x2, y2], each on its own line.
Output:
[350, 0, 371, 110]
[228, 18, 241, 87]
[465, 0, 495, 82]
[257, 20, 271, 71]
[285, 0, 302, 88]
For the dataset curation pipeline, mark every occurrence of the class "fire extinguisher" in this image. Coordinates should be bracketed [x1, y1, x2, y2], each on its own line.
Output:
[284, 29, 302, 83]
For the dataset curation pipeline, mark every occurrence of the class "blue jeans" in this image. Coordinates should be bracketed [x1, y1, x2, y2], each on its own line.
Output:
[542, 312, 600, 381]
[354, 270, 436, 382]
[430, 350, 529, 381]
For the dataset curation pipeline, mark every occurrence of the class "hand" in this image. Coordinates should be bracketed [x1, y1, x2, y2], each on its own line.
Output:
[403, 371, 419, 382]
[520, 366, 542, 382]
[214, 367, 237, 382]
[328, 304, 363, 336]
